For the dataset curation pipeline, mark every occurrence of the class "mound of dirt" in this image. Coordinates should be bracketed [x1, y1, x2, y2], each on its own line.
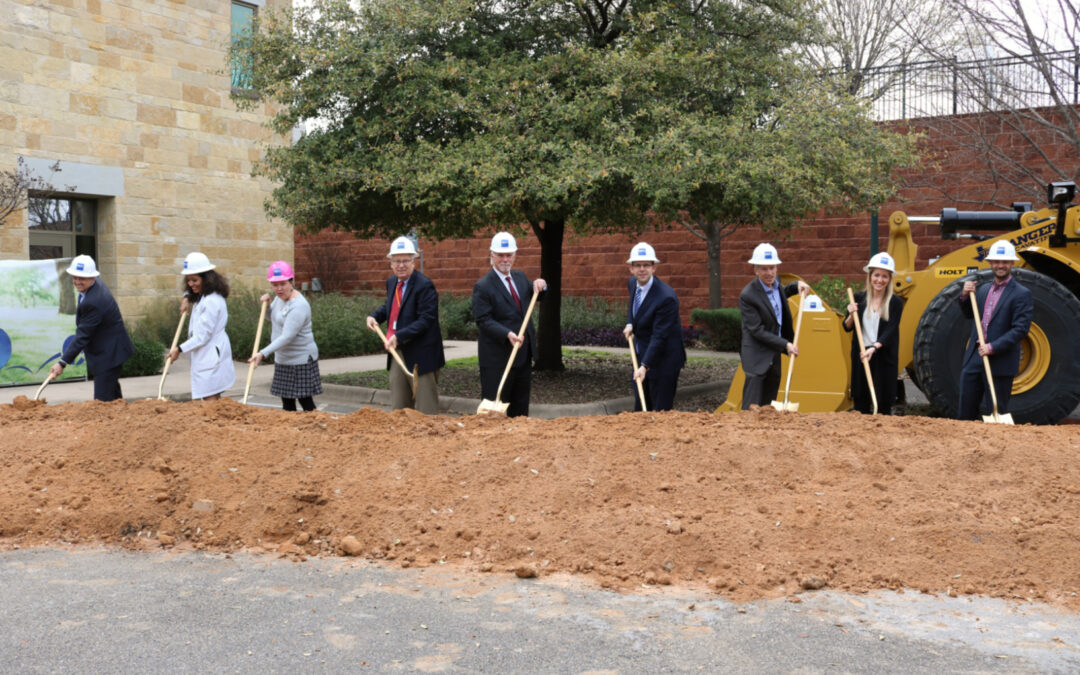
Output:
[2, 398, 1079, 607]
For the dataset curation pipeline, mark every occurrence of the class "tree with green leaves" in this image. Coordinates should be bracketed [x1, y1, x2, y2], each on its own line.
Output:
[233, 0, 919, 369]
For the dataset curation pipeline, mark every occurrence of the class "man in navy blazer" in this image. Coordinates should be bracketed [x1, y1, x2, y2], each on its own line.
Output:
[737, 243, 810, 409]
[623, 242, 685, 411]
[48, 255, 134, 401]
[472, 232, 546, 417]
[367, 236, 446, 414]
[957, 240, 1033, 420]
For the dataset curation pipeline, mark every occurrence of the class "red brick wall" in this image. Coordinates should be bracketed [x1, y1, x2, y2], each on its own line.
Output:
[294, 108, 1078, 323]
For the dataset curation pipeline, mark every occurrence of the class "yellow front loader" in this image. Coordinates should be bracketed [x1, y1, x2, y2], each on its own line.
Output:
[718, 181, 1080, 425]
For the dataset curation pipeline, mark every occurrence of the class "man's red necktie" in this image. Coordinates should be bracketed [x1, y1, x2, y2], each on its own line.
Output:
[506, 276, 522, 311]
[387, 280, 403, 338]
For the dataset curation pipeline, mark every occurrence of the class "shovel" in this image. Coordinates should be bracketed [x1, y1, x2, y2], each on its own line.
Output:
[770, 293, 824, 411]
[242, 298, 270, 405]
[477, 287, 540, 415]
[846, 288, 879, 415]
[156, 310, 188, 401]
[370, 323, 419, 399]
[627, 333, 648, 412]
[969, 292, 1014, 424]
[33, 372, 55, 401]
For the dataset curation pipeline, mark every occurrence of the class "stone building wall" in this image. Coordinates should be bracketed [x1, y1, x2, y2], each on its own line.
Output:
[0, 0, 290, 317]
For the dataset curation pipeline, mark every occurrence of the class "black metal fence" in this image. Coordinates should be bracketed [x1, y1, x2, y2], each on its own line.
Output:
[849, 49, 1079, 121]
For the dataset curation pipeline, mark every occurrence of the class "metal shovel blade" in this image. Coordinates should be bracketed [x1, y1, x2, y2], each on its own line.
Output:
[770, 399, 799, 412]
[982, 411, 1014, 424]
[476, 398, 509, 415]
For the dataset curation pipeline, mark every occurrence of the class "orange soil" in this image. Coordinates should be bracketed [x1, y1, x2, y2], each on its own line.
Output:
[3, 397, 1079, 608]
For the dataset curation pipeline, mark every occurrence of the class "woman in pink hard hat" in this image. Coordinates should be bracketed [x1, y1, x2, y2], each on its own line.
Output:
[168, 252, 235, 401]
[247, 261, 322, 411]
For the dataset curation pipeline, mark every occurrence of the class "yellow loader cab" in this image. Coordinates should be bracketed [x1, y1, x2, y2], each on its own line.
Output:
[718, 181, 1080, 424]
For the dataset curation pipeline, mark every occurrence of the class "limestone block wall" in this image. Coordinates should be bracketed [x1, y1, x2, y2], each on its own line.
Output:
[0, 0, 291, 318]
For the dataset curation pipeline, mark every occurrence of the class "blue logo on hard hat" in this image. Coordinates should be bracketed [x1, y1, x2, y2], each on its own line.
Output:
[637, 247, 646, 255]
[500, 239, 509, 248]
[996, 245, 1006, 255]
[76, 263, 85, 271]
[273, 267, 281, 276]
[809, 299, 819, 309]
[183, 261, 189, 269]
[764, 252, 773, 260]
[396, 241, 405, 249]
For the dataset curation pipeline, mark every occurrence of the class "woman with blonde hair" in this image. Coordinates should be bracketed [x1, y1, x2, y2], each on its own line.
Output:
[843, 252, 904, 414]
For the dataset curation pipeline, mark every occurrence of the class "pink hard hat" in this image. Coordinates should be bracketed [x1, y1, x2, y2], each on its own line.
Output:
[267, 261, 294, 282]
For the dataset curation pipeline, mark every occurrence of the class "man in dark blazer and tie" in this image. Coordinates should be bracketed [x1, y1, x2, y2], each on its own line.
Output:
[738, 243, 809, 409]
[622, 242, 685, 411]
[472, 232, 546, 417]
[48, 255, 135, 402]
[957, 240, 1033, 420]
[367, 236, 446, 414]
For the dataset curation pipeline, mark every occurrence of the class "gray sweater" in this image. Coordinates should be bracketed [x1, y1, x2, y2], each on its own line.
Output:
[260, 293, 319, 365]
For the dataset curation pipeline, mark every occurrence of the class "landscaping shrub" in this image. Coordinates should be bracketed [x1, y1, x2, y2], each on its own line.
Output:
[311, 291, 384, 357]
[440, 293, 477, 340]
[120, 332, 165, 377]
[690, 307, 741, 351]
[551, 295, 626, 330]
[811, 274, 861, 311]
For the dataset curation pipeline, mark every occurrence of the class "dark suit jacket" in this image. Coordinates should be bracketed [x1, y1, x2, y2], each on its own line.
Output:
[473, 268, 539, 371]
[843, 292, 904, 370]
[369, 270, 445, 376]
[959, 277, 1033, 376]
[738, 278, 800, 376]
[60, 278, 134, 374]
[627, 276, 686, 376]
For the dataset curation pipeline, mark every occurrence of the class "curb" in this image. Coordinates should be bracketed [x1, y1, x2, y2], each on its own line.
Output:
[318, 380, 730, 418]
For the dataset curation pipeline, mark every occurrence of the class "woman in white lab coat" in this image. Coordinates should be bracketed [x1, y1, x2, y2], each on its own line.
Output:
[167, 252, 235, 400]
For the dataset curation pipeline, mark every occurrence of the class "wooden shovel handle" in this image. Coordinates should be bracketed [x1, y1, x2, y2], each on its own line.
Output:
[969, 291, 1003, 415]
[627, 333, 647, 412]
[242, 299, 269, 405]
[158, 310, 188, 400]
[847, 288, 879, 414]
[370, 323, 415, 383]
[494, 288, 540, 404]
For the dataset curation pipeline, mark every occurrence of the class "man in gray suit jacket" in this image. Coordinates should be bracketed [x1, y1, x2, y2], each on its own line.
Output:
[738, 243, 809, 409]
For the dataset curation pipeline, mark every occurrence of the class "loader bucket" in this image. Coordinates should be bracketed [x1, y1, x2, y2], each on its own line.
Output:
[716, 275, 854, 413]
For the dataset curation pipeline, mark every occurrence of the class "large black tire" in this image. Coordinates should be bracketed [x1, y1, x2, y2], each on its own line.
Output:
[913, 268, 1080, 424]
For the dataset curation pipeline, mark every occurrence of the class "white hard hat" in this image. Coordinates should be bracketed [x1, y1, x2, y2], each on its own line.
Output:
[387, 236, 418, 257]
[182, 251, 215, 275]
[803, 294, 827, 312]
[626, 242, 659, 264]
[747, 243, 781, 265]
[66, 254, 100, 278]
[863, 252, 896, 273]
[490, 232, 518, 253]
[985, 240, 1020, 261]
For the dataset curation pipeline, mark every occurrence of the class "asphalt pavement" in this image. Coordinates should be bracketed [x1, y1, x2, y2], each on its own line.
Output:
[2, 547, 1077, 673]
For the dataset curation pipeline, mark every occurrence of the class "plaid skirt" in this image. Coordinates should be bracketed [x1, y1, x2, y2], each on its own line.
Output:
[270, 357, 323, 398]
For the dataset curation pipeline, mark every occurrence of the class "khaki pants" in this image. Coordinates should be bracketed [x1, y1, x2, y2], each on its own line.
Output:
[390, 365, 439, 414]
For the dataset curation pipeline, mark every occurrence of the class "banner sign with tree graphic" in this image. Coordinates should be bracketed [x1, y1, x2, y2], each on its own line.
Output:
[0, 259, 86, 386]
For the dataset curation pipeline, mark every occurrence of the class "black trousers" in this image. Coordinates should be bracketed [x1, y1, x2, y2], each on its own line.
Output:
[91, 364, 124, 402]
[958, 365, 1013, 420]
[741, 354, 782, 410]
[480, 365, 531, 417]
[633, 369, 681, 412]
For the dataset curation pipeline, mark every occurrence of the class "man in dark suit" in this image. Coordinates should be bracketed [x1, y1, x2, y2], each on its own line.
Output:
[367, 236, 446, 414]
[472, 232, 546, 417]
[957, 240, 1033, 420]
[48, 255, 135, 402]
[622, 242, 685, 411]
[738, 243, 809, 409]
